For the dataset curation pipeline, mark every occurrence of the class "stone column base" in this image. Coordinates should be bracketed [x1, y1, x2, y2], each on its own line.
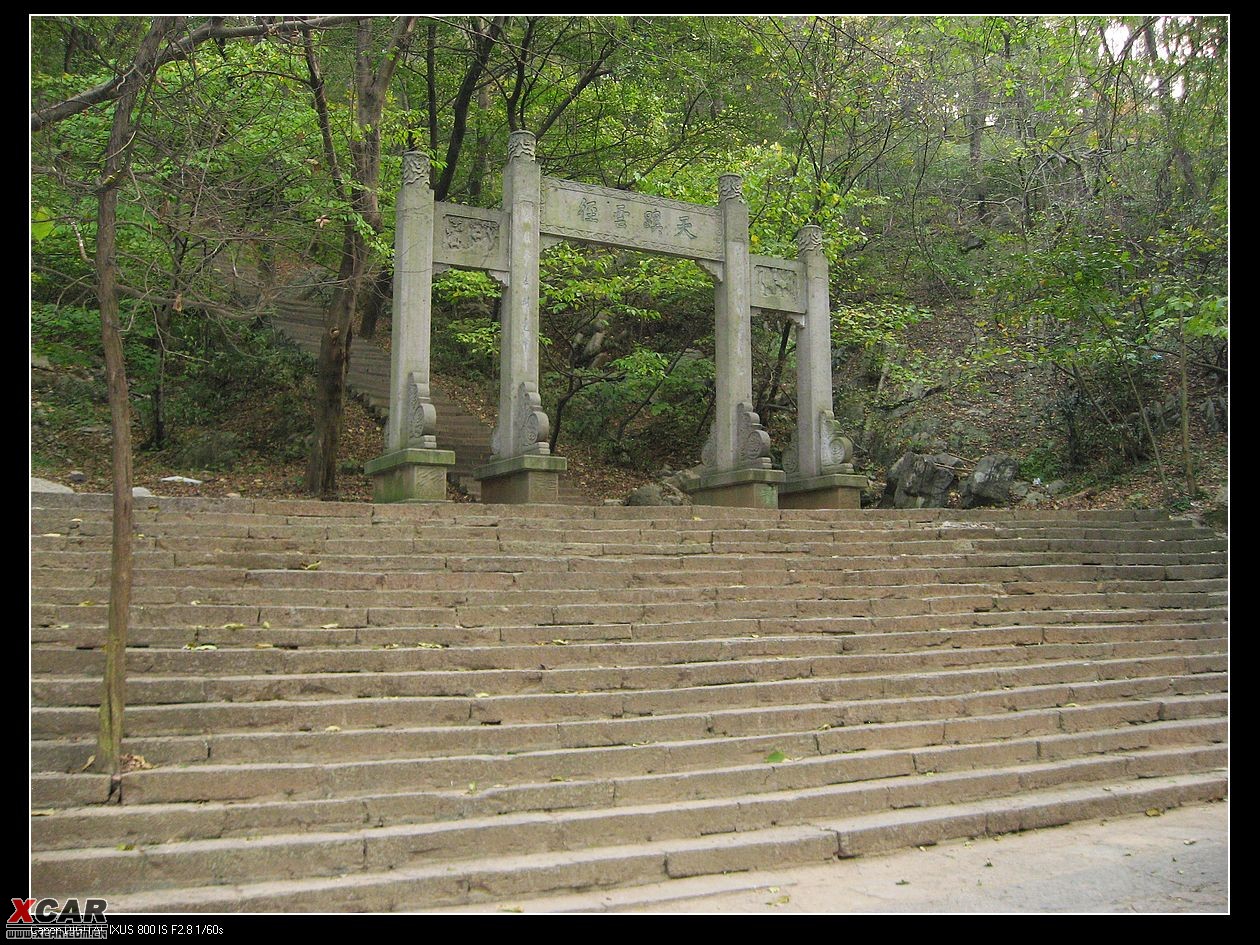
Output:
[778, 472, 869, 510]
[364, 448, 456, 503]
[685, 467, 786, 509]
[474, 453, 568, 504]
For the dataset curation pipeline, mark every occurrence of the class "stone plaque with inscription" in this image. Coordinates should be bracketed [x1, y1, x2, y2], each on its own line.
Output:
[540, 177, 723, 262]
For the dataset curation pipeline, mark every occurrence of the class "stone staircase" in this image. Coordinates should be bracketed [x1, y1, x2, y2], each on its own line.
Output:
[270, 291, 588, 504]
[29, 492, 1228, 912]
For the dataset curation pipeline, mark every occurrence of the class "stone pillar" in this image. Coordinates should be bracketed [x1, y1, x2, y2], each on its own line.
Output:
[475, 131, 566, 503]
[686, 174, 783, 509]
[778, 225, 867, 510]
[365, 152, 454, 502]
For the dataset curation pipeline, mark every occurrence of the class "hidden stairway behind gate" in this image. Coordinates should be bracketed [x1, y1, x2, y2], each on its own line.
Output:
[269, 284, 589, 505]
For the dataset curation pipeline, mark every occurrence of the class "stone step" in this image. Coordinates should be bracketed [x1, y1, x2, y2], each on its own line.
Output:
[29, 585, 1230, 636]
[29, 510, 1216, 540]
[29, 561, 1229, 595]
[31, 660, 1227, 741]
[30, 634, 1228, 707]
[34, 763, 1227, 905]
[31, 606, 1229, 652]
[34, 685, 1224, 781]
[29, 715, 1224, 856]
[29, 628, 1225, 682]
[29, 547, 1229, 577]
[27, 491, 1181, 522]
[28, 576, 1229, 611]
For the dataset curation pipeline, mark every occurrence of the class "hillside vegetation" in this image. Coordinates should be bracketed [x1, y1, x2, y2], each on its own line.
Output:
[31, 16, 1228, 515]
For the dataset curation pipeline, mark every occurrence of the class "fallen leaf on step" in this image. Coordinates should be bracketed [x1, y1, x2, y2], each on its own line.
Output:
[121, 754, 153, 771]
[1146, 808, 1163, 817]
[302, 561, 322, 571]
[261, 621, 271, 630]
[253, 643, 274, 649]
[324, 725, 341, 733]
[474, 692, 491, 699]
[115, 843, 135, 852]
[40, 533, 62, 537]
[222, 623, 245, 630]
[896, 880, 910, 886]
[190, 600, 201, 606]
[78, 600, 95, 606]
[766, 895, 790, 907]
[320, 623, 340, 629]
[31, 809, 56, 817]
[1184, 839, 1197, 846]
[500, 907, 523, 913]
[79, 755, 96, 772]
[765, 750, 786, 764]
[194, 644, 217, 651]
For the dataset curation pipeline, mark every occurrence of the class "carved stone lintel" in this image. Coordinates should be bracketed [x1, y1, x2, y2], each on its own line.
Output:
[406, 373, 438, 449]
[718, 174, 744, 202]
[403, 152, 430, 187]
[796, 225, 823, 255]
[442, 216, 500, 253]
[507, 130, 537, 162]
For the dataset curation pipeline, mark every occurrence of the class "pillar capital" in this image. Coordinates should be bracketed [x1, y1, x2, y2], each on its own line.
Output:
[718, 174, 744, 202]
[507, 130, 537, 163]
[796, 224, 823, 256]
[402, 151, 430, 187]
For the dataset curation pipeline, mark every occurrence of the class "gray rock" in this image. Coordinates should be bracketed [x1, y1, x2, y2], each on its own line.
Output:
[625, 481, 689, 507]
[31, 354, 53, 371]
[1020, 490, 1049, 506]
[67, 470, 87, 484]
[886, 452, 964, 509]
[961, 454, 1019, 508]
[30, 477, 73, 494]
[1045, 479, 1068, 496]
[132, 486, 154, 498]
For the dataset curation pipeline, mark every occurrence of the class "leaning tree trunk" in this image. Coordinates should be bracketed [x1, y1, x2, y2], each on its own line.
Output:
[92, 16, 178, 780]
[305, 229, 360, 497]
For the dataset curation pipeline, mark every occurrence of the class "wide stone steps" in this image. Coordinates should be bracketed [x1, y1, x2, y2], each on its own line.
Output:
[28, 492, 1227, 910]
[32, 706, 1225, 843]
[35, 760, 1227, 907]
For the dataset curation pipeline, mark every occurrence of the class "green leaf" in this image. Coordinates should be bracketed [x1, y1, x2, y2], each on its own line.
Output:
[765, 750, 786, 764]
[32, 207, 55, 242]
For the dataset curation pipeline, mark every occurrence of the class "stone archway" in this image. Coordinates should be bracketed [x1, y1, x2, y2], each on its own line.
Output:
[365, 132, 866, 508]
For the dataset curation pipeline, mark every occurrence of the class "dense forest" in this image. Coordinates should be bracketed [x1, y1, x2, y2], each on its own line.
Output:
[31, 15, 1227, 498]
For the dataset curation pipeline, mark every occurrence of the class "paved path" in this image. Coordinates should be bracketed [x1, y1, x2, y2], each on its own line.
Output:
[431, 800, 1228, 914]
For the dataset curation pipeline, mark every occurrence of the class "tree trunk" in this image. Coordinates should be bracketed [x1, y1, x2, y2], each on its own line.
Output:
[358, 266, 391, 339]
[305, 232, 358, 498]
[304, 18, 414, 496]
[92, 16, 178, 780]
